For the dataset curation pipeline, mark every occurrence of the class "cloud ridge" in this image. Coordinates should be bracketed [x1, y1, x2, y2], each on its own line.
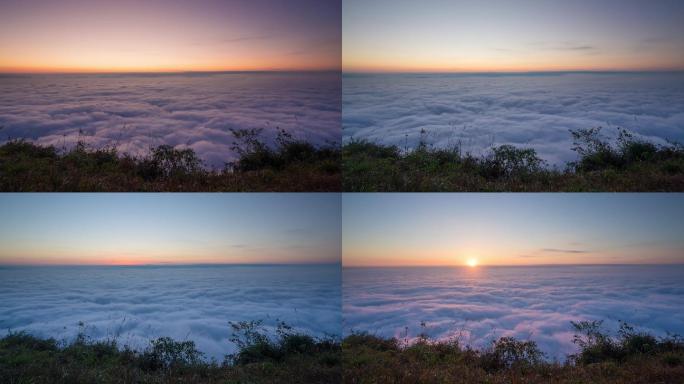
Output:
[0, 265, 341, 360]
[0, 72, 341, 168]
[343, 73, 684, 165]
[343, 265, 684, 360]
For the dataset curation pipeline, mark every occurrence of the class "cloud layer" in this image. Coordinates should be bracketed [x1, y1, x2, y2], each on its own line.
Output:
[343, 265, 684, 360]
[0, 72, 340, 168]
[343, 73, 684, 165]
[0, 265, 341, 360]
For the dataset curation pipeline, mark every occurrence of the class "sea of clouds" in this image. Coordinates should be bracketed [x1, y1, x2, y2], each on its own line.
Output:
[0, 265, 341, 361]
[343, 265, 684, 361]
[0, 72, 340, 168]
[343, 73, 684, 165]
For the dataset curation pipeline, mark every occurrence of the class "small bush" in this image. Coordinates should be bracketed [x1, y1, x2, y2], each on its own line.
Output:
[570, 320, 684, 365]
[342, 332, 399, 352]
[481, 336, 545, 371]
[142, 145, 203, 179]
[482, 145, 545, 178]
[227, 320, 340, 366]
[0, 128, 340, 191]
[0, 320, 341, 384]
[342, 321, 684, 384]
[141, 337, 204, 369]
[343, 127, 684, 191]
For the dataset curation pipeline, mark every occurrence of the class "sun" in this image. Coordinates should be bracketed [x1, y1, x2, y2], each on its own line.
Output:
[466, 258, 478, 267]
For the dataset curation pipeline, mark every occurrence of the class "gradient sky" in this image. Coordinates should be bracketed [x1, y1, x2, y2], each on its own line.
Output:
[343, 194, 684, 267]
[0, 194, 341, 265]
[343, 0, 684, 72]
[0, 0, 340, 72]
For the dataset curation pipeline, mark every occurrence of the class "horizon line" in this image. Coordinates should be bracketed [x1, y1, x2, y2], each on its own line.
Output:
[0, 262, 342, 267]
[0, 69, 342, 76]
[342, 69, 684, 75]
[342, 263, 684, 268]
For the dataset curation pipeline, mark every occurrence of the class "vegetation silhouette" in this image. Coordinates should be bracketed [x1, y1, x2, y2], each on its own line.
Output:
[2, 319, 682, 383]
[0, 320, 340, 384]
[343, 126, 684, 191]
[343, 320, 684, 383]
[0, 127, 340, 191]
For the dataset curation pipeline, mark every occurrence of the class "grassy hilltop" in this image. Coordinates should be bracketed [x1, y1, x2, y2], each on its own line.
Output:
[0, 128, 340, 192]
[0, 320, 341, 384]
[343, 320, 684, 384]
[343, 127, 684, 191]
[3, 320, 682, 383]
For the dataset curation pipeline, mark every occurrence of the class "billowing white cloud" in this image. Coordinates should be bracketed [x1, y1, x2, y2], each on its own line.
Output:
[0, 265, 341, 361]
[0, 72, 341, 168]
[343, 73, 684, 165]
[343, 265, 684, 361]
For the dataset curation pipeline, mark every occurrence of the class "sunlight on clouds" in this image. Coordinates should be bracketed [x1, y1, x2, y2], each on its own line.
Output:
[343, 265, 684, 360]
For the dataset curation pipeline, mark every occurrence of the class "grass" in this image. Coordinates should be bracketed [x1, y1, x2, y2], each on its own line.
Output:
[343, 320, 684, 383]
[3, 319, 681, 383]
[0, 320, 340, 384]
[0, 128, 340, 191]
[343, 127, 684, 191]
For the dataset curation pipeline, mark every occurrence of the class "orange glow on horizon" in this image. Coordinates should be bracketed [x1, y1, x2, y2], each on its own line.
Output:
[0, 249, 338, 266]
[341, 247, 683, 267]
[0, 66, 341, 74]
[0, 258, 334, 266]
[342, 60, 684, 74]
[0, 1, 341, 74]
[0, 61, 340, 74]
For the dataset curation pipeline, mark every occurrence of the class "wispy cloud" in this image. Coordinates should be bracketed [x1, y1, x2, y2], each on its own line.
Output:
[529, 41, 600, 54]
[220, 34, 275, 44]
[550, 45, 597, 52]
[541, 248, 589, 254]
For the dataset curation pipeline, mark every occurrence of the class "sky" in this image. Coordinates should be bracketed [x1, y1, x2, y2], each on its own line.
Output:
[343, 0, 684, 72]
[0, 0, 341, 72]
[343, 193, 684, 266]
[0, 193, 341, 265]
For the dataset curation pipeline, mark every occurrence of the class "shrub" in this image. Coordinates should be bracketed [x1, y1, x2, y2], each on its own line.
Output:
[227, 320, 278, 365]
[0, 128, 340, 191]
[0, 320, 340, 383]
[482, 145, 545, 178]
[570, 320, 684, 365]
[480, 336, 545, 371]
[0, 139, 57, 159]
[343, 127, 684, 191]
[0, 331, 59, 352]
[138, 145, 203, 180]
[141, 337, 204, 370]
[569, 127, 623, 171]
[342, 332, 399, 352]
[570, 320, 620, 364]
[229, 128, 337, 172]
[342, 139, 401, 159]
[227, 320, 339, 366]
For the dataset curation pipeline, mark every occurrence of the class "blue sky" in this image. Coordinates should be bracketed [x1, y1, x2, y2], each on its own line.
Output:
[0, 193, 341, 265]
[343, 0, 684, 72]
[343, 193, 684, 266]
